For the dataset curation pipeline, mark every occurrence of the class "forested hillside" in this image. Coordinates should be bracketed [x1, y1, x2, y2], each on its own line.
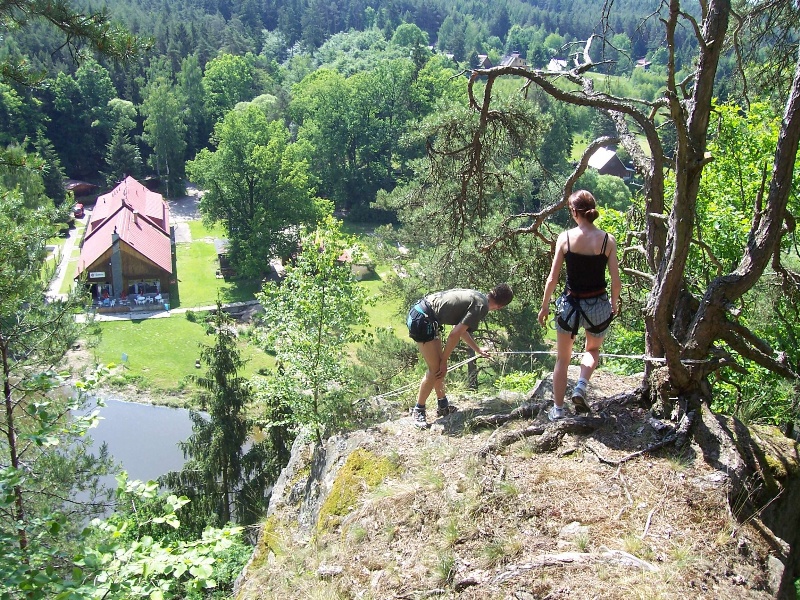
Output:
[1, 0, 703, 187]
[1, 0, 799, 597]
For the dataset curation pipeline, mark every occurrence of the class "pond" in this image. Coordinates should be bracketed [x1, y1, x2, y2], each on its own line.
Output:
[86, 397, 195, 483]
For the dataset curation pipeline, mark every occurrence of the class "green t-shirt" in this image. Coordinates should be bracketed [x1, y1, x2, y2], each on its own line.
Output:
[425, 289, 489, 331]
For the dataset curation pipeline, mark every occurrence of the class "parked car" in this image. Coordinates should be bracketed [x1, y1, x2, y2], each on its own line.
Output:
[73, 203, 85, 219]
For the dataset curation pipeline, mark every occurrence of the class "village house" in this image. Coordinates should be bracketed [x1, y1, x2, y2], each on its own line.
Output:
[76, 176, 173, 309]
[587, 146, 633, 180]
[498, 51, 528, 68]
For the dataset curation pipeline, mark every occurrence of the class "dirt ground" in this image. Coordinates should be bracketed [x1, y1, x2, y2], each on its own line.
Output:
[238, 366, 787, 599]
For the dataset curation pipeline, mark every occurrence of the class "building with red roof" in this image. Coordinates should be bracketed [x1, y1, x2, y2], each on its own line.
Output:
[76, 177, 173, 303]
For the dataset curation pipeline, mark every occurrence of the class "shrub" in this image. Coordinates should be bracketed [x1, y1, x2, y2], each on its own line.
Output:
[495, 370, 541, 393]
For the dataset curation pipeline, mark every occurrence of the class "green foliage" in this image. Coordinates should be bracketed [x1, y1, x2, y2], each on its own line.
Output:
[0, 160, 110, 598]
[103, 121, 143, 186]
[391, 23, 429, 49]
[188, 104, 329, 278]
[495, 370, 541, 394]
[291, 57, 437, 216]
[203, 53, 258, 124]
[141, 76, 187, 197]
[689, 103, 781, 277]
[179, 54, 209, 158]
[711, 364, 797, 426]
[352, 327, 419, 400]
[68, 476, 246, 600]
[575, 170, 633, 212]
[48, 59, 117, 178]
[662, 101, 800, 425]
[161, 302, 269, 530]
[257, 217, 371, 441]
[0, 0, 148, 87]
[32, 130, 67, 206]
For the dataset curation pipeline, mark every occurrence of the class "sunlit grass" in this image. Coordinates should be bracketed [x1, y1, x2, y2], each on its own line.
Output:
[359, 267, 400, 331]
[481, 535, 523, 567]
[94, 315, 274, 394]
[433, 551, 455, 585]
[173, 224, 260, 308]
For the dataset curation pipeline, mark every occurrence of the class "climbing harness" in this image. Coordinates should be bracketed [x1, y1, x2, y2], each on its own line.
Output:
[556, 291, 614, 338]
[406, 299, 441, 343]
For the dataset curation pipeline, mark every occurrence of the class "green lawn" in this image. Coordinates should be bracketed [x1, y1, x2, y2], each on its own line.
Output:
[360, 266, 401, 331]
[173, 221, 260, 308]
[94, 315, 274, 395]
[89, 220, 400, 398]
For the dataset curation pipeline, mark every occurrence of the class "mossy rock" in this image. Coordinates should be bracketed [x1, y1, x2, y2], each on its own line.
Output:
[254, 514, 284, 564]
[316, 448, 399, 535]
[752, 425, 800, 481]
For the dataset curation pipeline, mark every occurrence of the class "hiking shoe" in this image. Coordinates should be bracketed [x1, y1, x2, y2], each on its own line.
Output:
[436, 404, 458, 417]
[410, 406, 428, 428]
[548, 405, 565, 421]
[571, 386, 591, 414]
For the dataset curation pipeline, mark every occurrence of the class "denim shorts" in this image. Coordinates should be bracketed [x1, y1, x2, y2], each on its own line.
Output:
[555, 293, 612, 338]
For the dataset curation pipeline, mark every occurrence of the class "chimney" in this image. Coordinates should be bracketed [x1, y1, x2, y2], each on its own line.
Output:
[133, 210, 139, 224]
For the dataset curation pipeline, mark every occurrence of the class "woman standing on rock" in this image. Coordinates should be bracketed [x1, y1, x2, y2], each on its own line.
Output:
[538, 190, 621, 420]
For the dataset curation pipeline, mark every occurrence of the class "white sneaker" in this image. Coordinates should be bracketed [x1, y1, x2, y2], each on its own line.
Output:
[548, 405, 565, 421]
[410, 406, 428, 428]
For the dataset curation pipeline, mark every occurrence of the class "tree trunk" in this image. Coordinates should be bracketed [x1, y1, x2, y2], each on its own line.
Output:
[1, 340, 28, 552]
[466, 347, 477, 389]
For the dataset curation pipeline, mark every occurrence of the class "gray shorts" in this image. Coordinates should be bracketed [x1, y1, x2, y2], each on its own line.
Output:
[555, 293, 613, 338]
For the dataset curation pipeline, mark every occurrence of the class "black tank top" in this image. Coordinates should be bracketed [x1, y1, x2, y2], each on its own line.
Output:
[564, 233, 608, 295]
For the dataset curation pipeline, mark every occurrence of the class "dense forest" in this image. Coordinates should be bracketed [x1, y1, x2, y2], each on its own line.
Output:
[1, 0, 799, 597]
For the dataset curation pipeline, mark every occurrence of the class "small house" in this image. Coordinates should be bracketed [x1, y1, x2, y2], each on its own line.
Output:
[587, 147, 632, 180]
[477, 54, 493, 69]
[499, 51, 528, 69]
[64, 179, 99, 197]
[76, 176, 173, 303]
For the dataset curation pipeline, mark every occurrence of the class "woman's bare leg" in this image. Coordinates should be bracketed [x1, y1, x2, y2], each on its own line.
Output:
[553, 332, 575, 408]
[579, 333, 603, 383]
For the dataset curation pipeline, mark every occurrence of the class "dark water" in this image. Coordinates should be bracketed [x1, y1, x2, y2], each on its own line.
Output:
[87, 397, 195, 482]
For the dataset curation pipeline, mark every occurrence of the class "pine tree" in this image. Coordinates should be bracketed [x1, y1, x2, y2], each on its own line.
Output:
[102, 122, 143, 186]
[33, 130, 67, 206]
[162, 302, 251, 530]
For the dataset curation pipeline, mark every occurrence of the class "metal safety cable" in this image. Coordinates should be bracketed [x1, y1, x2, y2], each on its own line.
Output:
[369, 350, 707, 402]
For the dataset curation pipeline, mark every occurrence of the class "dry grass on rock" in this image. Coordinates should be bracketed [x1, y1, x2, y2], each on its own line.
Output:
[236, 367, 781, 599]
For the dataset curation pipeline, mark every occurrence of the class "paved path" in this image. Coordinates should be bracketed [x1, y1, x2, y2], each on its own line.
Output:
[46, 212, 88, 302]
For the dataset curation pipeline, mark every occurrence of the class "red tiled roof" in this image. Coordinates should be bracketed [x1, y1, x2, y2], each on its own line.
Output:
[89, 176, 169, 232]
[77, 177, 172, 276]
